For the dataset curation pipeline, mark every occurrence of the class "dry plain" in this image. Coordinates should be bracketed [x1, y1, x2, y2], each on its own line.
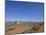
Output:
[5, 22, 44, 35]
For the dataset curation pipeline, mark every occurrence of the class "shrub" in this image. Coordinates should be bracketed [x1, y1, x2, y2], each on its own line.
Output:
[39, 24, 42, 26]
[8, 28, 16, 31]
[32, 26, 39, 32]
[29, 25, 31, 27]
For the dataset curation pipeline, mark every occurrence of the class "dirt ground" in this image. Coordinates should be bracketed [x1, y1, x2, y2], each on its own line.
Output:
[5, 22, 44, 35]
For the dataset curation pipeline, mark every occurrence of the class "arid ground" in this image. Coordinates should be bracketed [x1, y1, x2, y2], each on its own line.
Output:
[5, 22, 44, 35]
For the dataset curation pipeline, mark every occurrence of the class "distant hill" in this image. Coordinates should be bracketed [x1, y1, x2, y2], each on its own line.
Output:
[5, 21, 44, 26]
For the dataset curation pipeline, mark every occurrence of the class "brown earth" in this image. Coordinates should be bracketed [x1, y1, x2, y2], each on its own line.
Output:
[5, 22, 44, 35]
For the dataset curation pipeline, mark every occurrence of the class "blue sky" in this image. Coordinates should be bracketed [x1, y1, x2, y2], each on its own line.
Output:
[5, 1, 44, 22]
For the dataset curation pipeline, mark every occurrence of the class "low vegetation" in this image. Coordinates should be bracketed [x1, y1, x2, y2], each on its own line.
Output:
[29, 25, 31, 27]
[8, 28, 16, 31]
[32, 26, 40, 32]
[5, 22, 44, 35]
